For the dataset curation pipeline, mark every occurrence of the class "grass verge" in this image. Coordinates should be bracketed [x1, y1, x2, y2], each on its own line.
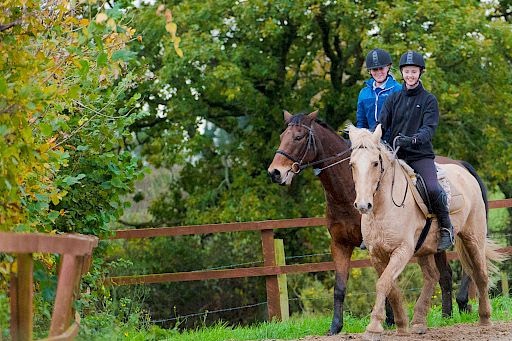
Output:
[79, 295, 512, 341]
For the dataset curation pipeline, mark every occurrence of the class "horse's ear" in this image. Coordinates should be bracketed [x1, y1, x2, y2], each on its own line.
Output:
[283, 110, 292, 122]
[347, 124, 356, 142]
[308, 110, 318, 120]
[373, 124, 383, 142]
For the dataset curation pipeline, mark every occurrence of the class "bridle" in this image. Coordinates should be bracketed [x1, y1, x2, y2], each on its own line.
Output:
[275, 120, 352, 174]
[354, 145, 408, 207]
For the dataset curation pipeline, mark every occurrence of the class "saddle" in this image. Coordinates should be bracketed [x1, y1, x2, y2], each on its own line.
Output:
[398, 160, 465, 252]
[399, 161, 465, 217]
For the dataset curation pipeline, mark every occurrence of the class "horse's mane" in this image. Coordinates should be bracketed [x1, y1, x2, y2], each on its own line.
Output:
[315, 118, 339, 135]
[289, 113, 342, 137]
[347, 124, 393, 158]
[347, 124, 417, 179]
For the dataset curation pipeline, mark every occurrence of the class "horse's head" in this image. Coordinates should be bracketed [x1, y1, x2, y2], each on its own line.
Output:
[267, 110, 318, 185]
[348, 124, 386, 214]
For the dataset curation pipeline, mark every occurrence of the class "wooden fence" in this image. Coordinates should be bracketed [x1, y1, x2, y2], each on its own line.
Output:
[1, 232, 98, 341]
[105, 198, 512, 321]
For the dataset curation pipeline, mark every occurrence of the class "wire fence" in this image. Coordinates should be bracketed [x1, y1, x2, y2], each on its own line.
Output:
[148, 274, 512, 325]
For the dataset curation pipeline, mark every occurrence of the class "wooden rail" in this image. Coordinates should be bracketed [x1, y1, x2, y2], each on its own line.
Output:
[0, 233, 98, 341]
[105, 198, 512, 321]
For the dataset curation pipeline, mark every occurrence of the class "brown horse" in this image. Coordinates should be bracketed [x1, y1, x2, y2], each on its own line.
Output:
[348, 125, 506, 339]
[267, 110, 471, 335]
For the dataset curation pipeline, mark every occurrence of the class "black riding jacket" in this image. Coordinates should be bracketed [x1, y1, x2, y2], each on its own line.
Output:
[378, 81, 439, 162]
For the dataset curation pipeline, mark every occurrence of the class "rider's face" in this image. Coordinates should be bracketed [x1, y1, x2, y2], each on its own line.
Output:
[401, 66, 422, 88]
[369, 65, 390, 85]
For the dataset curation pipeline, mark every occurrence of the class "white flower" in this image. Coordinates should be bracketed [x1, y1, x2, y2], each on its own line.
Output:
[421, 21, 434, 31]
[190, 87, 200, 100]
[144, 69, 155, 80]
[156, 104, 167, 118]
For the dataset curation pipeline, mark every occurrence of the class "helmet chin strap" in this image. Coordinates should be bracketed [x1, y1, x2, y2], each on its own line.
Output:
[400, 70, 423, 88]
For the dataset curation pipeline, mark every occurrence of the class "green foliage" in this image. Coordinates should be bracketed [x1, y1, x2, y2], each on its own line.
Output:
[0, 293, 8, 339]
[0, 0, 146, 234]
[0, 1, 155, 338]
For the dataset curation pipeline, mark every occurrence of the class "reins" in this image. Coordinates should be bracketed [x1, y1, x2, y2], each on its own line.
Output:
[390, 138, 409, 208]
[357, 141, 408, 207]
[276, 121, 352, 174]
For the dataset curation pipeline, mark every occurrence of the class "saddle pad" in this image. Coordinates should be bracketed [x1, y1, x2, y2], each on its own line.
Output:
[400, 161, 464, 218]
[436, 164, 464, 214]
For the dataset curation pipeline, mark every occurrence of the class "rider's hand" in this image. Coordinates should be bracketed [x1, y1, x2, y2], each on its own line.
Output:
[396, 134, 416, 148]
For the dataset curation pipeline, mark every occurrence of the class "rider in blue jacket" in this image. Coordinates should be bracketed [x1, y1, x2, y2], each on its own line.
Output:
[356, 48, 402, 131]
[357, 48, 401, 250]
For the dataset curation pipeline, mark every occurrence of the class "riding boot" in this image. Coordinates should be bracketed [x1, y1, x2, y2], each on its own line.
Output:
[432, 190, 455, 252]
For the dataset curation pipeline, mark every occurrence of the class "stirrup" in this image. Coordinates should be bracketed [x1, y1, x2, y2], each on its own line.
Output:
[437, 228, 455, 252]
[441, 227, 455, 245]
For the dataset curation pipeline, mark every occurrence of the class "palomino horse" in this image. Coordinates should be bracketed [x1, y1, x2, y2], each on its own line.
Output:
[348, 125, 505, 339]
[267, 110, 470, 335]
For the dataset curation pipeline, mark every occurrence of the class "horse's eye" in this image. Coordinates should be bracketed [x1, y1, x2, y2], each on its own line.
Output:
[294, 134, 304, 141]
[348, 162, 353, 168]
[372, 161, 379, 168]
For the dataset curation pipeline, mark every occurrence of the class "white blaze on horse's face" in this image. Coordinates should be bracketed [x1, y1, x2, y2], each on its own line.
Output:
[349, 126, 383, 214]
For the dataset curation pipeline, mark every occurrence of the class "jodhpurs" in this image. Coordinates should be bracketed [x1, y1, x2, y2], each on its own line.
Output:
[408, 158, 443, 200]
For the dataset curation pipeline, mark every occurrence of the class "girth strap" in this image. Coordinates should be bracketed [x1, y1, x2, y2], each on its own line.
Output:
[414, 217, 433, 253]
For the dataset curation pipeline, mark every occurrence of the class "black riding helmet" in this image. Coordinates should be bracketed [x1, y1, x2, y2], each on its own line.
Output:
[399, 51, 425, 70]
[365, 48, 392, 70]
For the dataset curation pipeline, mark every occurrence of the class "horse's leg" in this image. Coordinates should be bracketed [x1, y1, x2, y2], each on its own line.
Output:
[460, 239, 491, 325]
[384, 299, 395, 326]
[434, 251, 453, 317]
[328, 242, 354, 335]
[374, 259, 409, 335]
[411, 255, 440, 334]
[386, 287, 409, 335]
[365, 247, 413, 339]
[456, 271, 472, 313]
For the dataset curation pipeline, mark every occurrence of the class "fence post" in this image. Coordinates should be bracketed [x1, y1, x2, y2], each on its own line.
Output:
[274, 239, 289, 321]
[11, 253, 33, 341]
[502, 271, 509, 297]
[261, 229, 281, 321]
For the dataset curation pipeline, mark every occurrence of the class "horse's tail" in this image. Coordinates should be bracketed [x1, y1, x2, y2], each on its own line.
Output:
[455, 237, 509, 288]
[459, 160, 489, 222]
[455, 161, 507, 286]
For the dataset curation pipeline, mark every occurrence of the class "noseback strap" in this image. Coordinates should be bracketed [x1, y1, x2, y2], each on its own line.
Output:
[276, 149, 299, 163]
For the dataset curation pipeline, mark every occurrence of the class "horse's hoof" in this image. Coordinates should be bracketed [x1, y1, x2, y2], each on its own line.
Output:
[479, 318, 492, 326]
[459, 303, 472, 313]
[395, 328, 409, 336]
[363, 331, 382, 341]
[366, 321, 384, 334]
[385, 317, 395, 326]
[411, 324, 427, 334]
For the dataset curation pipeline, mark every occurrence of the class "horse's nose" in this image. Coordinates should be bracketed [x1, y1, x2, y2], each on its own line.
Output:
[354, 202, 372, 214]
[268, 169, 282, 183]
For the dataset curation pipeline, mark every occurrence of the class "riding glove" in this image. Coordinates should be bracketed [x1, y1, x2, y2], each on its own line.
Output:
[396, 134, 417, 148]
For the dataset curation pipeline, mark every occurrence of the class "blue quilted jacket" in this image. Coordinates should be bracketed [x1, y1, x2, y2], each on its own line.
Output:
[356, 74, 402, 130]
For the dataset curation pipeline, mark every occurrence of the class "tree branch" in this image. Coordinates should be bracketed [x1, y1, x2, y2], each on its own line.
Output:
[0, 19, 22, 32]
[118, 218, 160, 228]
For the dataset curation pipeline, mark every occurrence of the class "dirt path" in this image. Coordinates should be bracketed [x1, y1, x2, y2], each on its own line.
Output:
[268, 321, 512, 341]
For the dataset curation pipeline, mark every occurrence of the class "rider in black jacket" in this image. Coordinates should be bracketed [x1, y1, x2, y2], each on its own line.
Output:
[379, 51, 454, 252]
